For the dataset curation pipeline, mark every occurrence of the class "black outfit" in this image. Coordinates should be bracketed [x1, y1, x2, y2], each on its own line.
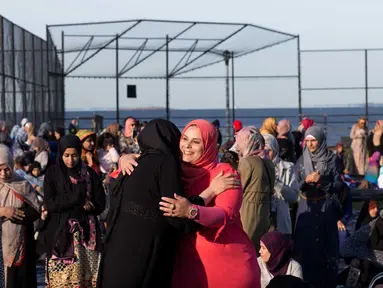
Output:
[355, 200, 377, 232]
[267, 275, 314, 288]
[98, 119, 204, 288]
[292, 131, 303, 160]
[68, 123, 78, 135]
[367, 132, 383, 157]
[7, 203, 39, 288]
[338, 217, 383, 287]
[277, 138, 296, 163]
[39, 135, 106, 259]
[212, 120, 222, 149]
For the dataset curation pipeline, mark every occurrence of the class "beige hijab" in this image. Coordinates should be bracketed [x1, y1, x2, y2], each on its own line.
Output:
[0, 145, 40, 268]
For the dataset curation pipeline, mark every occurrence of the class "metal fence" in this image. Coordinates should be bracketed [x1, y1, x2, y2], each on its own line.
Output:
[0, 15, 64, 129]
[300, 48, 383, 137]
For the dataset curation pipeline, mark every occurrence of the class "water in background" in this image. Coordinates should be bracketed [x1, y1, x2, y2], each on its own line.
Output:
[65, 106, 383, 146]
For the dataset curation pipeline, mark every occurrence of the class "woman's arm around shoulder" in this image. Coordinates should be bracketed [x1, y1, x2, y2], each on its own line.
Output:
[194, 164, 243, 228]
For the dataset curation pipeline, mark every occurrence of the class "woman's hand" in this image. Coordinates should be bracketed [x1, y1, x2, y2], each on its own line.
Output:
[83, 199, 95, 211]
[0, 207, 25, 221]
[337, 220, 346, 231]
[209, 171, 240, 196]
[305, 172, 320, 184]
[85, 152, 93, 167]
[159, 193, 192, 218]
[41, 205, 48, 220]
[120, 154, 140, 175]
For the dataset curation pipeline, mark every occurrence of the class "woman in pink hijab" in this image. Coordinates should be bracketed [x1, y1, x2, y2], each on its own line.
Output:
[159, 120, 260, 288]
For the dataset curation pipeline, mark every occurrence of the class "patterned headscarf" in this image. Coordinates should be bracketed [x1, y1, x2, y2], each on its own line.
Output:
[234, 126, 268, 159]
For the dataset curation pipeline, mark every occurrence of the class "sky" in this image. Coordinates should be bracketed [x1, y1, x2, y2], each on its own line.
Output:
[2, 0, 383, 110]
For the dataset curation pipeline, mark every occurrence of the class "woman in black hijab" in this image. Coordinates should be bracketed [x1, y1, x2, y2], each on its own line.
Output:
[355, 200, 379, 231]
[98, 119, 206, 288]
[39, 135, 105, 287]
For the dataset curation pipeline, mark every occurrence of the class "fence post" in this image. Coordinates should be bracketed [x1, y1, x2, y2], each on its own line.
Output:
[364, 49, 369, 120]
[297, 35, 302, 121]
[0, 17, 5, 122]
[323, 113, 327, 136]
[11, 23, 16, 125]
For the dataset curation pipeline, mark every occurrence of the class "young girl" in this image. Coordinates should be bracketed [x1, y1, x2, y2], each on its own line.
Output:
[97, 132, 120, 175]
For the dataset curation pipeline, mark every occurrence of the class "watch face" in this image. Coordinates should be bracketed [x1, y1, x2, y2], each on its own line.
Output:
[190, 209, 198, 217]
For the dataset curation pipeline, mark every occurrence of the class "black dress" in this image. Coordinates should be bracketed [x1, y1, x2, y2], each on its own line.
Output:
[6, 204, 39, 288]
[98, 119, 203, 288]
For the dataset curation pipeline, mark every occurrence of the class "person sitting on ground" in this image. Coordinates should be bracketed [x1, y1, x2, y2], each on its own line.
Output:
[258, 231, 303, 288]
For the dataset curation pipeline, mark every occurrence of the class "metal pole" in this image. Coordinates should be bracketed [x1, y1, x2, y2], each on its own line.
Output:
[364, 49, 369, 120]
[115, 34, 120, 124]
[224, 51, 230, 142]
[46, 26, 51, 123]
[61, 31, 65, 127]
[231, 52, 235, 134]
[40, 39, 45, 122]
[11, 24, 16, 124]
[166, 34, 170, 120]
[22, 30, 27, 118]
[0, 17, 6, 122]
[297, 36, 302, 121]
[32, 34, 36, 125]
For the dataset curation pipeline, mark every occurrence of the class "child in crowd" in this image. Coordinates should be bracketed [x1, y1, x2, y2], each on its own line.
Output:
[97, 132, 120, 174]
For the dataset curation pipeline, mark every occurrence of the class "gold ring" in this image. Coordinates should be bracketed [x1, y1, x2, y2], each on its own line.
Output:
[171, 204, 176, 210]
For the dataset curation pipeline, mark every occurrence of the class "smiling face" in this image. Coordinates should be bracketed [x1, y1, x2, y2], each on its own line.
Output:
[180, 125, 203, 164]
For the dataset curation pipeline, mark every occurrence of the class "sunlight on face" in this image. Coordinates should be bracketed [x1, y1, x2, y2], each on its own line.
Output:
[83, 136, 95, 151]
[305, 137, 319, 153]
[0, 164, 13, 181]
[259, 241, 271, 263]
[266, 146, 275, 160]
[180, 126, 203, 164]
[62, 148, 80, 169]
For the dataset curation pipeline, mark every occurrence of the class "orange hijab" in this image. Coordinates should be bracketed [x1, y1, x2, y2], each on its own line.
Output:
[260, 117, 277, 137]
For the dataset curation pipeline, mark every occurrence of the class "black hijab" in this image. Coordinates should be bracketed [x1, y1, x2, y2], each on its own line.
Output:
[56, 134, 84, 191]
[49, 135, 90, 256]
[355, 200, 378, 231]
[138, 118, 181, 159]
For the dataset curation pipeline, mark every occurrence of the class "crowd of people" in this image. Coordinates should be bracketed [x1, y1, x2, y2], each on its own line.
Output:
[0, 115, 381, 287]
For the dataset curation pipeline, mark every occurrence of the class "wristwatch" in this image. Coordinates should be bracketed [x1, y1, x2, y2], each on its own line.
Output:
[188, 205, 199, 220]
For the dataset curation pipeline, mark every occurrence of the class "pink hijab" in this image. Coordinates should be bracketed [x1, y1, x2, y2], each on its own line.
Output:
[235, 126, 268, 159]
[277, 119, 291, 139]
[181, 119, 218, 194]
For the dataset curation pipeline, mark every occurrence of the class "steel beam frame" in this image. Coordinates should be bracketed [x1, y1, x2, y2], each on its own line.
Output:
[64, 21, 142, 75]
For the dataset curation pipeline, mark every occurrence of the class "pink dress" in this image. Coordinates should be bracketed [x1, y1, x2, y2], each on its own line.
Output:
[172, 163, 260, 288]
